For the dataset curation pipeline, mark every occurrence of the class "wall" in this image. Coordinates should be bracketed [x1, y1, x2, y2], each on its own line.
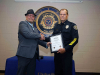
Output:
[0, 0, 100, 72]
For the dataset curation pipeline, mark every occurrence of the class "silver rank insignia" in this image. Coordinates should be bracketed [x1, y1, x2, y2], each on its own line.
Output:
[73, 25, 78, 30]
[65, 25, 69, 29]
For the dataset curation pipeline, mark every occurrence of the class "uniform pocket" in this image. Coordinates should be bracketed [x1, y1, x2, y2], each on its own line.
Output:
[62, 29, 71, 39]
[62, 29, 70, 32]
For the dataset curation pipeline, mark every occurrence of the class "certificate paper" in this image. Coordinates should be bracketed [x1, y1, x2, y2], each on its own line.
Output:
[50, 34, 63, 53]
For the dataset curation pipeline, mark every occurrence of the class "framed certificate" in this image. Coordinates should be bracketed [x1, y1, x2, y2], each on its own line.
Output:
[50, 34, 64, 53]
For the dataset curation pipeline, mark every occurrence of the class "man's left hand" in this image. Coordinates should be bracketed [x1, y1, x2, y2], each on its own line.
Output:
[57, 48, 66, 54]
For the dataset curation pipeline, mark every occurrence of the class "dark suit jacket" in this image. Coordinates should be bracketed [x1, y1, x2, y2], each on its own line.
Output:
[16, 21, 47, 58]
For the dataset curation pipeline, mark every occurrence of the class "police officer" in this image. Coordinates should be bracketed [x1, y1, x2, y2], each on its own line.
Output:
[54, 9, 79, 75]
[46, 9, 79, 75]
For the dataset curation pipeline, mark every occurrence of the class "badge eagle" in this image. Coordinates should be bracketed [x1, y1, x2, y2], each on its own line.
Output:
[40, 13, 57, 29]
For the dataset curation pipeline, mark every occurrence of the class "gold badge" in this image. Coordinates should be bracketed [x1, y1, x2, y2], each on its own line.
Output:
[65, 25, 69, 29]
[73, 25, 78, 30]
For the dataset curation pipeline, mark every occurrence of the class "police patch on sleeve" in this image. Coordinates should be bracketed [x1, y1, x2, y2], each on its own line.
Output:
[73, 25, 78, 30]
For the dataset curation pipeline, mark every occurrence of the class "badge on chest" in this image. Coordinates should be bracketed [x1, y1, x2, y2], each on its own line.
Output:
[65, 25, 69, 29]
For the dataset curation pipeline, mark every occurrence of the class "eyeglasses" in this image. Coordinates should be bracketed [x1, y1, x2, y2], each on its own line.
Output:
[27, 14, 35, 17]
[60, 14, 67, 16]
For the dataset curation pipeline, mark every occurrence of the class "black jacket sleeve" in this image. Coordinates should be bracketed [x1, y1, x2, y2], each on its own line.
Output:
[65, 24, 79, 51]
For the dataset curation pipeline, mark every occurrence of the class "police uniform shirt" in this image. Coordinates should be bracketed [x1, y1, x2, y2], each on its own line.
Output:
[53, 20, 79, 52]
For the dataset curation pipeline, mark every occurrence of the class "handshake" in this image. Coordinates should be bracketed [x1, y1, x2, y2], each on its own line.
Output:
[39, 33, 51, 47]
[39, 33, 45, 40]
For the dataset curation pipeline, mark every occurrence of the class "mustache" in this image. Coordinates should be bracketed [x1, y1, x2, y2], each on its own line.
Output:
[29, 19, 34, 20]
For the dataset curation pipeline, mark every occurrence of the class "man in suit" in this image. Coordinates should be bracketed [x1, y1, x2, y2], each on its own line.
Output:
[16, 9, 51, 75]
[45, 9, 79, 75]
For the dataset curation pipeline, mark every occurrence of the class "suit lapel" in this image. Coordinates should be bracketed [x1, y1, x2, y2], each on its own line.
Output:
[34, 27, 38, 33]
[25, 21, 39, 33]
[25, 21, 34, 32]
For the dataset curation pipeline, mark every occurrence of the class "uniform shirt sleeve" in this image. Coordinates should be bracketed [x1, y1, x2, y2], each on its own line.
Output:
[45, 37, 50, 42]
[65, 24, 79, 51]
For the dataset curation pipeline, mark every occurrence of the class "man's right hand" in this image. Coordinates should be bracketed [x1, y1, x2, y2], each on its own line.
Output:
[40, 33, 45, 40]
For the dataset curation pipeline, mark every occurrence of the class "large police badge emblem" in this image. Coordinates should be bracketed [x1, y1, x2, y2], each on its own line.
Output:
[35, 6, 60, 37]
